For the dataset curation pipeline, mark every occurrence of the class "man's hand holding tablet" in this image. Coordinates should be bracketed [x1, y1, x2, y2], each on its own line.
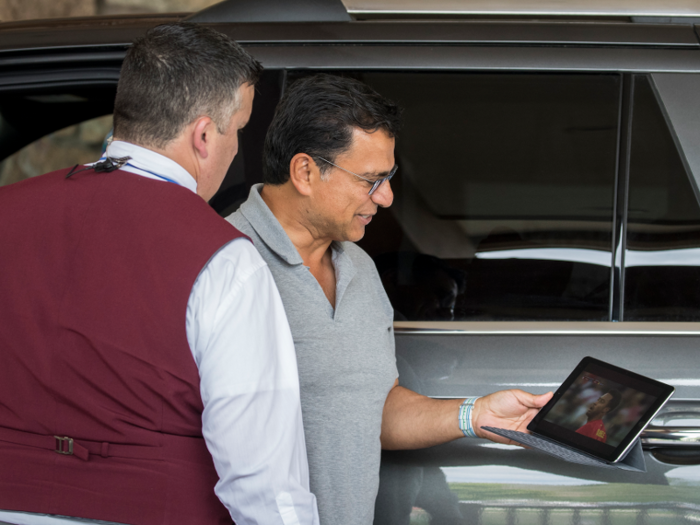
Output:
[471, 390, 554, 443]
[480, 357, 675, 470]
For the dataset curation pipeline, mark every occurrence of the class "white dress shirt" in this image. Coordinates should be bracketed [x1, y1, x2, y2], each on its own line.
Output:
[0, 142, 319, 525]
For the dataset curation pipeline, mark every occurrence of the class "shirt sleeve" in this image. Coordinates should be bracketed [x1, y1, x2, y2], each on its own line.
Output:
[186, 238, 319, 525]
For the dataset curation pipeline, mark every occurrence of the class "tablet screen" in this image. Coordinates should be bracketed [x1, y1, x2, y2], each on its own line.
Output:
[528, 357, 674, 462]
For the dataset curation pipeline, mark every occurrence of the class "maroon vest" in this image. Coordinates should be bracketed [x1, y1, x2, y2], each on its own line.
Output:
[0, 167, 247, 524]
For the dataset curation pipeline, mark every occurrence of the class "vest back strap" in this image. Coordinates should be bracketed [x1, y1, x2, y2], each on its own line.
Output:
[0, 426, 162, 462]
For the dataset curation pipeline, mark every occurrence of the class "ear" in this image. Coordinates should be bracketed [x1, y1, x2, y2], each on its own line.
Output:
[192, 116, 215, 160]
[288, 153, 316, 197]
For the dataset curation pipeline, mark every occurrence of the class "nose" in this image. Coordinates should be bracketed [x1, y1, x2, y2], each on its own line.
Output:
[371, 179, 394, 208]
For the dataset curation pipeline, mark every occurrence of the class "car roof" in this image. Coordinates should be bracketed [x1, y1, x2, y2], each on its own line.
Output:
[0, 18, 697, 54]
[0, 14, 183, 52]
[0, 0, 698, 55]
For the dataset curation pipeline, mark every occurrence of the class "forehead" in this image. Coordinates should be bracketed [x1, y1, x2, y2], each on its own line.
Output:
[339, 127, 395, 166]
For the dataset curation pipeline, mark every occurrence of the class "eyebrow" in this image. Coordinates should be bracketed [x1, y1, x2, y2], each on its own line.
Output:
[362, 169, 393, 181]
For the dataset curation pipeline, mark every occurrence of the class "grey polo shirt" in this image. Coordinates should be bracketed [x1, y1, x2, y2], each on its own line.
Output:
[227, 184, 398, 525]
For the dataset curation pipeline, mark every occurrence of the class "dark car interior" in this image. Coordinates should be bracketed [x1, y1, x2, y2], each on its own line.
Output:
[2, 65, 700, 322]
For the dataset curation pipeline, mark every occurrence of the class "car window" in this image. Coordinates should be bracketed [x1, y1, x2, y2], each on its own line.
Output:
[0, 72, 286, 207]
[0, 115, 112, 188]
[0, 84, 116, 187]
[624, 74, 700, 321]
[353, 72, 620, 321]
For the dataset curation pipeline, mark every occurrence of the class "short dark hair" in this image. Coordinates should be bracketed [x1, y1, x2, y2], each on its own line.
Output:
[113, 22, 262, 149]
[605, 390, 622, 414]
[263, 74, 402, 185]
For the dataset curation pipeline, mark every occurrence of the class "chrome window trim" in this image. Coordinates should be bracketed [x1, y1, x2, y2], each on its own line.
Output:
[246, 45, 700, 74]
[394, 321, 700, 335]
[344, 0, 700, 18]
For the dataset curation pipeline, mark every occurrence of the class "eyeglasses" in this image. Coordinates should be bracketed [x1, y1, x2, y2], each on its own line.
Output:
[316, 156, 397, 195]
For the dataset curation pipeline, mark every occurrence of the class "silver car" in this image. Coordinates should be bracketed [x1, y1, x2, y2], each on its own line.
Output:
[2, 0, 700, 523]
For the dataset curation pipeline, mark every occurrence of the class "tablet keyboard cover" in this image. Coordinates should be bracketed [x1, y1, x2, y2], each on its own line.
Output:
[481, 427, 646, 472]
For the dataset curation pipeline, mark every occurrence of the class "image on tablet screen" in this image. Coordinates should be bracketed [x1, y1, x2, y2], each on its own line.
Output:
[543, 371, 656, 447]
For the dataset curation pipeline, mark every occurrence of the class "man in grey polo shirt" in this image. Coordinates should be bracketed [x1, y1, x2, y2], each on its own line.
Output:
[227, 74, 553, 525]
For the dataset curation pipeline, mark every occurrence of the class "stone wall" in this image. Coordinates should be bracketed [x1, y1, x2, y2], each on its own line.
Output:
[99, 0, 221, 16]
[0, 0, 94, 22]
[0, 0, 220, 21]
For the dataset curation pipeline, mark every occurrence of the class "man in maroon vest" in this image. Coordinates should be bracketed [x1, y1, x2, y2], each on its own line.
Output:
[0, 23, 319, 525]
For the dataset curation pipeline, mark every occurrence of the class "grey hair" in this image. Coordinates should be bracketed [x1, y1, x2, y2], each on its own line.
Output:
[113, 22, 262, 149]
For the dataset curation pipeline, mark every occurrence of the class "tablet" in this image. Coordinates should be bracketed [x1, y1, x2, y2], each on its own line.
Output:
[525, 357, 674, 463]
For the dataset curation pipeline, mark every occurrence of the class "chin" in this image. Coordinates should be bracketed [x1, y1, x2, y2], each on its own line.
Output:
[346, 228, 366, 243]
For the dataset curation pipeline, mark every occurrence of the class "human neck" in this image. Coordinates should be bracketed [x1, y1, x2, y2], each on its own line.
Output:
[261, 183, 333, 267]
[115, 136, 200, 186]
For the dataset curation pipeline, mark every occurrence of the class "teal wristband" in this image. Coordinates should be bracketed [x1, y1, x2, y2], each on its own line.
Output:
[459, 397, 480, 438]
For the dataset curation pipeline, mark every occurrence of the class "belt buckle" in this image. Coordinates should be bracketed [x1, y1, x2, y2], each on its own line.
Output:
[54, 436, 74, 456]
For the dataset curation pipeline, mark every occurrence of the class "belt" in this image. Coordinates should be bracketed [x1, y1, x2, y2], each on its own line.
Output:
[0, 426, 162, 462]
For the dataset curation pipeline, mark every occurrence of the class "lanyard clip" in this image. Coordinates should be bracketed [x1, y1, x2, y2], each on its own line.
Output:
[94, 156, 131, 173]
[66, 156, 132, 178]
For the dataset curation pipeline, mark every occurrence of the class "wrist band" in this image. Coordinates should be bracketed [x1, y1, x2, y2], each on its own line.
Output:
[459, 397, 480, 438]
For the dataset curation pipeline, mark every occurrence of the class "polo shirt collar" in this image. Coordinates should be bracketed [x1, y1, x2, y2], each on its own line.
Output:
[239, 184, 305, 265]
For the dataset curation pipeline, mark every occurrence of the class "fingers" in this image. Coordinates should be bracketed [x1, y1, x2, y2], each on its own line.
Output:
[511, 389, 553, 408]
[533, 391, 554, 406]
[471, 390, 554, 440]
